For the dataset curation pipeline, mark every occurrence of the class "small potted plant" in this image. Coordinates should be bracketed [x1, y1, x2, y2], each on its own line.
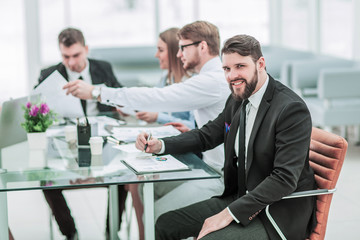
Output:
[21, 101, 56, 150]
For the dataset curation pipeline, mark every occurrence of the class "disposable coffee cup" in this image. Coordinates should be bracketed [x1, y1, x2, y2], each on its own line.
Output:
[64, 125, 77, 142]
[89, 136, 104, 155]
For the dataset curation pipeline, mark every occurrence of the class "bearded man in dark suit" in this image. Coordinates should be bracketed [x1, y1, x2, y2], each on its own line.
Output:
[135, 34, 317, 240]
[37, 27, 125, 240]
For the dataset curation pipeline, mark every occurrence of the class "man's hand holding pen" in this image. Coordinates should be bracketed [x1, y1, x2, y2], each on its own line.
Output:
[143, 132, 152, 151]
[135, 132, 162, 154]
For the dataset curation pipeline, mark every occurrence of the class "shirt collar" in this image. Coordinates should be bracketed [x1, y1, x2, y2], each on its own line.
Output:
[199, 57, 221, 74]
[66, 59, 90, 81]
[248, 74, 269, 109]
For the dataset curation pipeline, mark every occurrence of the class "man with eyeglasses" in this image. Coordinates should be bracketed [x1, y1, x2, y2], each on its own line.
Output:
[64, 21, 230, 220]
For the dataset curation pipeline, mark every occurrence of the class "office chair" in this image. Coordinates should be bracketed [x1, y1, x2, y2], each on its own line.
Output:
[265, 127, 348, 240]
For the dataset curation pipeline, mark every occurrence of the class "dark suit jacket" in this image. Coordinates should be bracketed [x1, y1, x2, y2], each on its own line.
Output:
[162, 75, 317, 240]
[36, 58, 122, 112]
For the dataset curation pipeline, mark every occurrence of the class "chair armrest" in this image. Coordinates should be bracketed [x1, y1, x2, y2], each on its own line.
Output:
[282, 188, 336, 199]
[265, 188, 336, 240]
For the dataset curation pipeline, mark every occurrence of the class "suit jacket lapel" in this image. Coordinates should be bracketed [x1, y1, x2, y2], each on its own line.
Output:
[246, 76, 275, 173]
[89, 59, 102, 85]
[58, 64, 69, 81]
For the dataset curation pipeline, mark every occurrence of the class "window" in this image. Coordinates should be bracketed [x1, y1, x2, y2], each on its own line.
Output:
[0, 0, 27, 102]
[321, 0, 353, 59]
[39, 0, 157, 65]
[198, 0, 269, 45]
[158, 0, 195, 32]
[282, 0, 310, 50]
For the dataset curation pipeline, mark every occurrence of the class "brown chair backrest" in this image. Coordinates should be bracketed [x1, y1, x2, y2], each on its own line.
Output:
[308, 127, 348, 240]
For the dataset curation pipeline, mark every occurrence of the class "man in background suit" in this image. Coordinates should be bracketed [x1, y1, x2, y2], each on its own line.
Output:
[135, 34, 317, 240]
[36, 27, 125, 240]
[36, 28, 122, 115]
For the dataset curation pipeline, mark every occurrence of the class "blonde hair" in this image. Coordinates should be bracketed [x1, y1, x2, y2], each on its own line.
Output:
[160, 28, 188, 83]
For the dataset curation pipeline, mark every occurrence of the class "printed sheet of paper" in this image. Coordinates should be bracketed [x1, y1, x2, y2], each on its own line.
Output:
[122, 154, 189, 174]
[32, 70, 84, 118]
[113, 143, 141, 153]
[86, 116, 126, 136]
[111, 125, 181, 143]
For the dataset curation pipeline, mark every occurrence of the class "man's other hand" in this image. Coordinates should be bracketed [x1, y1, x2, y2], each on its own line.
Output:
[197, 208, 233, 239]
[136, 111, 158, 123]
[164, 122, 190, 133]
[63, 79, 94, 100]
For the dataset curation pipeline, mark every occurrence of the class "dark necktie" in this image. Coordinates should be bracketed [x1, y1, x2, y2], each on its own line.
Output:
[238, 99, 249, 197]
[78, 76, 87, 116]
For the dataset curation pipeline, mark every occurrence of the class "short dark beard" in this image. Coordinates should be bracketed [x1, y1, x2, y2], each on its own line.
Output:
[229, 70, 258, 101]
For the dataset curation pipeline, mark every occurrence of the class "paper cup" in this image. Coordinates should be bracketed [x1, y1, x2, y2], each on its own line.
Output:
[64, 125, 77, 142]
[89, 136, 104, 155]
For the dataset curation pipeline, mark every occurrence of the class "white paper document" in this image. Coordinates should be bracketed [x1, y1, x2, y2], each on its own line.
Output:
[86, 116, 126, 136]
[118, 106, 137, 117]
[121, 154, 189, 174]
[32, 70, 84, 118]
[113, 143, 141, 153]
[111, 125, 181, 143]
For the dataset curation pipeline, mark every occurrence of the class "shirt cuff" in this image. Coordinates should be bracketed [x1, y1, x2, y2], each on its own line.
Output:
[227, 207, 240, 223]
[158, 139, 165, 154]
[100, 86, 124, 107]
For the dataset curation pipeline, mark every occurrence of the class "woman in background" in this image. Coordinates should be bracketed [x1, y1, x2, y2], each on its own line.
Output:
[135, 27, 195, 129]
[9, 229, 14, 240]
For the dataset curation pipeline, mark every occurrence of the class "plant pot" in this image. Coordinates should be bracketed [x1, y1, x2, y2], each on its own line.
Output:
[27, 132, 48, 168]
[27, 132, 48, 150]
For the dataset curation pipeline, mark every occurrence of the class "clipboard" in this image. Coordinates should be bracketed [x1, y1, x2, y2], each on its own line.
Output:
[121, 154, 189, 174]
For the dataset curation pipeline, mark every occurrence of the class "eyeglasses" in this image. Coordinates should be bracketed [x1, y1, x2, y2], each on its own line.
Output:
[179, 41, 202, 52]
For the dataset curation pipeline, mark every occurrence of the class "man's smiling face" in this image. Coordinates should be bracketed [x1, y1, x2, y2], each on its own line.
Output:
[222, 52, 259, 101]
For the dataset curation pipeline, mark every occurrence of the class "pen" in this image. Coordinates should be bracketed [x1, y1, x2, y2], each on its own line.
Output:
[106, 136, 121, 145]
[144, 132, 152, 152]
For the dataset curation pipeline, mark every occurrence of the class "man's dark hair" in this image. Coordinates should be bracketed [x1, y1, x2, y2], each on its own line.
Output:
[58, 27, 85, 47]
[221, 34, 263, 63]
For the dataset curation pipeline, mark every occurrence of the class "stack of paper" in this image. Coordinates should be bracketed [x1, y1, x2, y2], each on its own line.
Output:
[111, 125, 181, 143]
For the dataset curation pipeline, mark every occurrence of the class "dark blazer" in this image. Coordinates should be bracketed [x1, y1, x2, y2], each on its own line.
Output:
[36, 58, 122, 112]
[162, 75, 317, 240]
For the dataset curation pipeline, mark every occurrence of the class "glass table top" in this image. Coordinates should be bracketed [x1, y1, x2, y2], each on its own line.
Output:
[0, 135, 220, 192]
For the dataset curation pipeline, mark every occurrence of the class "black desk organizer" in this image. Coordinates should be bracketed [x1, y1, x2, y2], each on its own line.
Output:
[77, 117, 91, 146]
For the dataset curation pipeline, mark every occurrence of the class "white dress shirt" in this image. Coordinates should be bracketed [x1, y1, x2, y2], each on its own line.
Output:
[101, 57, 230, 173]
[66, 59, 99, 116]
[227, 75, 269, 223]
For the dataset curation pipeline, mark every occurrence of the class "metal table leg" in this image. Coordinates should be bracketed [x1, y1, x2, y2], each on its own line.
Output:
[143, 182, 154, 240]
[0, 191, 9, 240]
[109, 185, 119, 240]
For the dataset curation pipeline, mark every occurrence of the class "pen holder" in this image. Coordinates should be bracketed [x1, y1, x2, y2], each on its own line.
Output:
[77, 148, 91, 167]
[77, 117, 91, 146]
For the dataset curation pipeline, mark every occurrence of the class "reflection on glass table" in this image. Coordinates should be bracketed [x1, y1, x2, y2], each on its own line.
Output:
[0, 134, 220, 240]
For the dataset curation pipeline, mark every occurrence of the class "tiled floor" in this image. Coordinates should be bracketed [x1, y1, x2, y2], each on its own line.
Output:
[7, 134, 360, 240]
